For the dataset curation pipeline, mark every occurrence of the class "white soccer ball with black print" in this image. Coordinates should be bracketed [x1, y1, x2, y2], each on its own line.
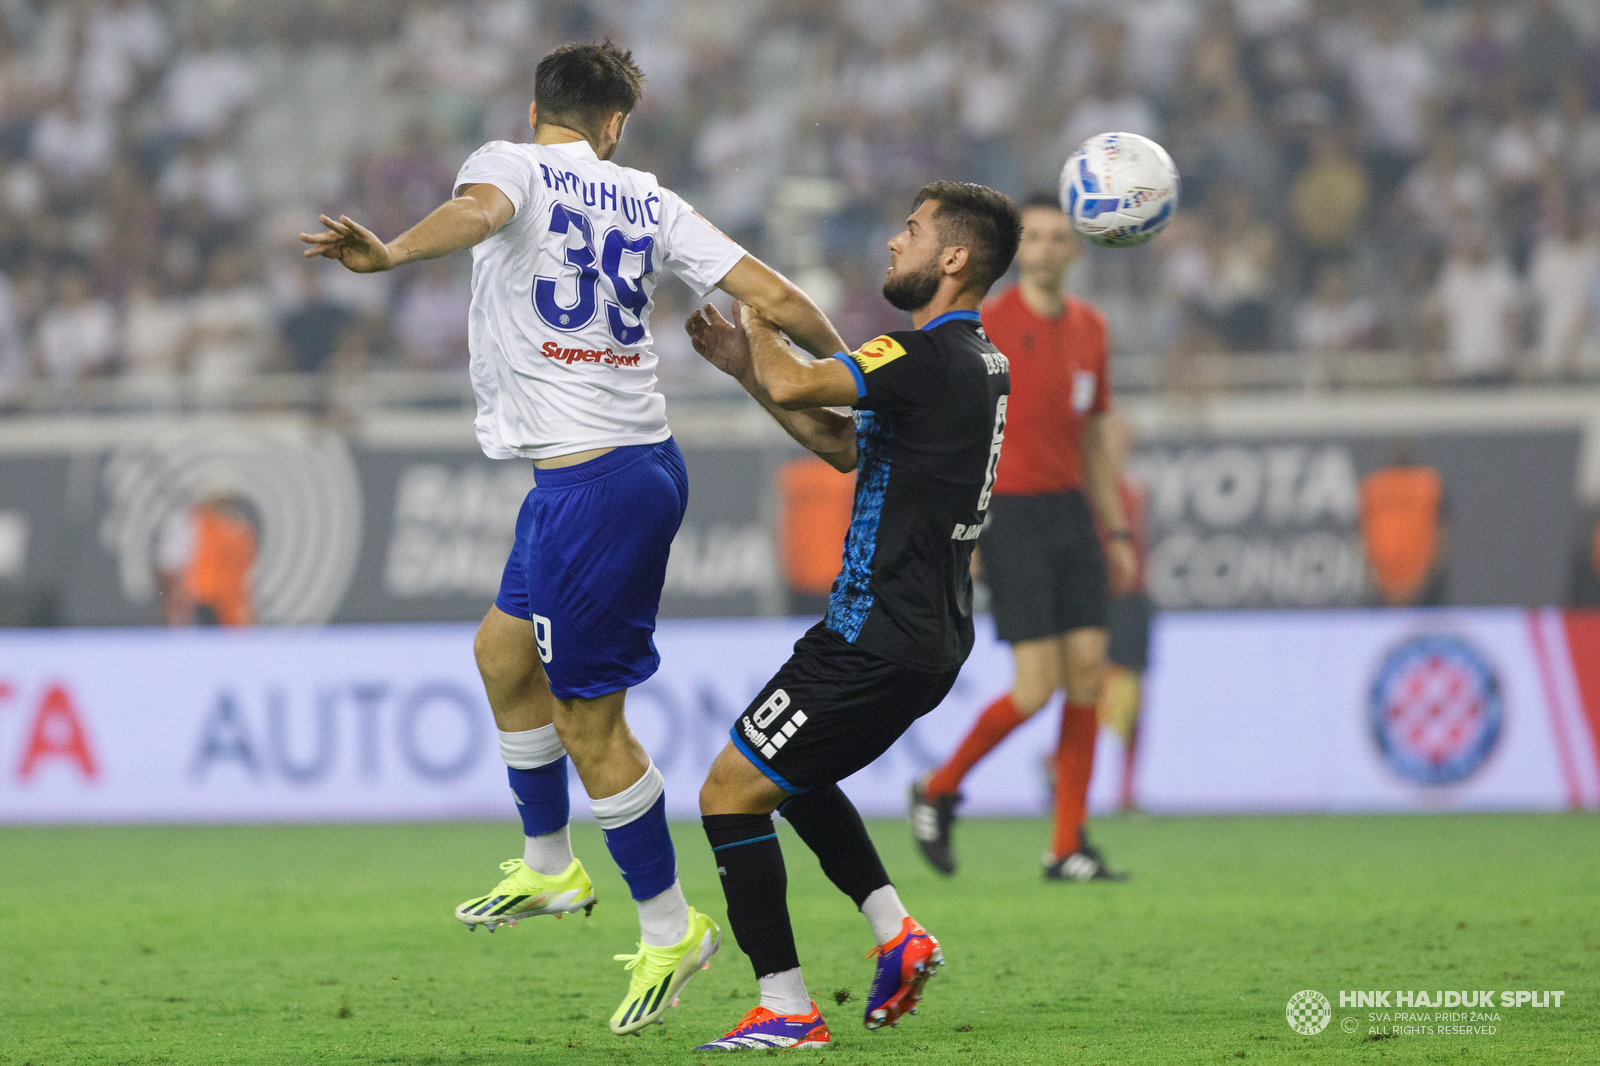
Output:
[1059, 132, 1179, 248]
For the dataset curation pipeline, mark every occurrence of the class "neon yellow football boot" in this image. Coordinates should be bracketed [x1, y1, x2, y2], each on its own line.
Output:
[608, 907, 721, 1034]
[453, 858, 596, 931]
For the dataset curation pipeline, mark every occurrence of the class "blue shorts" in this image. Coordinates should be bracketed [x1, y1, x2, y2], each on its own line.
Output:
[495, 438, 688, 701]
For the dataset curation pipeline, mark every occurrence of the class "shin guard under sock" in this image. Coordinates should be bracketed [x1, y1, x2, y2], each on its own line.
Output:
[592, 762, 678, 903]
[703, 813, 799, 978]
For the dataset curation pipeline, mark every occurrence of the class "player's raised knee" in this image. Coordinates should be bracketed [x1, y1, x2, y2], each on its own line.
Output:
[699, 754, 738, 815]
[474, 612, 533, 688]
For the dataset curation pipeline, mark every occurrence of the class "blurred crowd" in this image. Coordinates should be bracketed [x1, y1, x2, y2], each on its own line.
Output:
[1, 0, 1599, 410]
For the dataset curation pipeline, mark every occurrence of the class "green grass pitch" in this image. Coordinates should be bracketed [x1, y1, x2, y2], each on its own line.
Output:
[2, 814, 1595, 1064]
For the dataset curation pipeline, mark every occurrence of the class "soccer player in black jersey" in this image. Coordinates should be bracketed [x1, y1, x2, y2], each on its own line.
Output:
[683, 182, 1021, 1051]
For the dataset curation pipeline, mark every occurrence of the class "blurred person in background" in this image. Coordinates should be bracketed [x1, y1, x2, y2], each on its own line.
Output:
[1096, 411, 1150, 815]
[956, 35, 1022, 196]
[1425, 228, 1521, 385]
[1360, 438, 1447, 608]
[1348, 4, 1435, 203]
[34, 269, 115, 388]
[397, 0, 510, 139]
[1400, 132, 1491, 259]
[157, 17, 258, 143]
[85, 0, 171, 93]
[1555, 75, 1600, 191]
[910, 192, 1136, 884]
[393, 257, 470, 370]
[188, 246, 274, 400]
[1193, 84, 1280, 213]
[155, 479, 257, 627]
[1289, 126, 1367, 287]
[1518, 0, 1581, 108]
[1454, 0, 1512, 116]
[1528, 201, 1598, 381]
[1061, 69, 1161, 165]
[0, 271, 26, 404]
[278, 262, 354, 375]
[692, 82, 787, 248]
[157, 134, 249, 230]
[28, 91, 116, 187]
[1205, 188, 1278, 351]
[121, 268, 190, 388]
[1487, 97, 1560, 272]
[1295, 262, 1378, 354]
[365, 121, 454, 245]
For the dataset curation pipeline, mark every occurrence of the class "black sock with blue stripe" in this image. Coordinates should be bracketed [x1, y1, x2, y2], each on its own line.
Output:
[702, 813, 799, 978]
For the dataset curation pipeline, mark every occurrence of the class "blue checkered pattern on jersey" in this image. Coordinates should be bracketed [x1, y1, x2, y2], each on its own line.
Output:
[826, 411, 892, 641]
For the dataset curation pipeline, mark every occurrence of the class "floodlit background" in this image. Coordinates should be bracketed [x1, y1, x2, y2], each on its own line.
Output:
[0, 0, 1597, 823]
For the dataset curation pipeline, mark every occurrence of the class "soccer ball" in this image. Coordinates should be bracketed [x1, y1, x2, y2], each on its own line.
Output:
[1059, 132, 1179, 248]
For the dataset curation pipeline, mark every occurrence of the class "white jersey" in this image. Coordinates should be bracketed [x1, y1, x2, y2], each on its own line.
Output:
[454, 139, 746, 460]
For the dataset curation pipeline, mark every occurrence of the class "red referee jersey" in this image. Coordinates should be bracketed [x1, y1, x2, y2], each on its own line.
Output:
[981, 285, 1110, 496]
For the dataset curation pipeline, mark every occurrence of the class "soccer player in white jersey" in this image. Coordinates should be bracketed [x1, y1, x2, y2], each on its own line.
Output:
[301, 42, 850, 1035]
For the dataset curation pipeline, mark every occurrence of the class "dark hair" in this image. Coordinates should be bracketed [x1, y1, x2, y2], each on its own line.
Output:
[911, 181, 1024, 294]
[1022, 190, 1064, 212]
[534, 42, 644, 141]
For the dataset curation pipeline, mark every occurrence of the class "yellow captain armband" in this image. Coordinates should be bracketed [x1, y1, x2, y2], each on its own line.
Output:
[850, 335, 908, 374]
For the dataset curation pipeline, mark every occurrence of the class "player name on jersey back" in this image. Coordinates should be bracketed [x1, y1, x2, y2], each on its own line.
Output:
[455, 139, 746, 461]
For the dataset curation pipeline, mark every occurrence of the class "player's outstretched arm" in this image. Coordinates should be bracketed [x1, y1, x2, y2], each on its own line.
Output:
[298, 184, 515, 273]
[686, 303, 857, 472]
[739, 304, 860, 412]
[715, 256, 848, 362]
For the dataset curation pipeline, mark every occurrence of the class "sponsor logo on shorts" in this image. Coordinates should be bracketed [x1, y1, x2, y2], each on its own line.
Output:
[540, 341, 642, 368]
[744, 688, 810, 760]
[740, 716, 768, 749]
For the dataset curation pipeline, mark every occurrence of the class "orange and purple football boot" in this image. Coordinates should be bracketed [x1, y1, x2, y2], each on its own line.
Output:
[863, 917, 943, 1030]
[695, 1003, 832, 1051]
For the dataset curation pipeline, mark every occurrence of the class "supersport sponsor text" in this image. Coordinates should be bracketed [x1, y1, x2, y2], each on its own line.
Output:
[539, 341, 642, 368]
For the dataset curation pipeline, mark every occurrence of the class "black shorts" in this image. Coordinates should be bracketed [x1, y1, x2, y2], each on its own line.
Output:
[731, 622, 961, 794]
[980, 490, 1107, 643]
[1106, 592, 1154, 672]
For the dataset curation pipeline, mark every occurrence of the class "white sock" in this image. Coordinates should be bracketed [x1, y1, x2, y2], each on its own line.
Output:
[499, 724, 565, 767]
[636, 879, 690, 947]
[522, 824, 574, 876]
[758, 967, 812, 1017]
[861, 885, 910, 945]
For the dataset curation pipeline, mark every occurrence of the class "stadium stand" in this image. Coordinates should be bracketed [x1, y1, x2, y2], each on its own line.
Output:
[0, 0, 1597, 414]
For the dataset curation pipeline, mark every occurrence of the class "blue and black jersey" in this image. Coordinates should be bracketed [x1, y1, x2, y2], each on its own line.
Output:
[823, 310, 1011, 671]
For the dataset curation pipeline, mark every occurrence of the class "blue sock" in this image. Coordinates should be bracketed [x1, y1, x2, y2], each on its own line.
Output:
[508, 757, 570, 837]
[601, 791, 677, 902]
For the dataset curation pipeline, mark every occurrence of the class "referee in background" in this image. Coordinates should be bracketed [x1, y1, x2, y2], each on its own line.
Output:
[909, 192, 1137, 881]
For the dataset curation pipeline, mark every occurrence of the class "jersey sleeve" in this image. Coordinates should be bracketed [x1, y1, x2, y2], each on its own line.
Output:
[454, 141, 537, 220]
[844, 332, 937, 413]
[654, 187, 748, 296]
